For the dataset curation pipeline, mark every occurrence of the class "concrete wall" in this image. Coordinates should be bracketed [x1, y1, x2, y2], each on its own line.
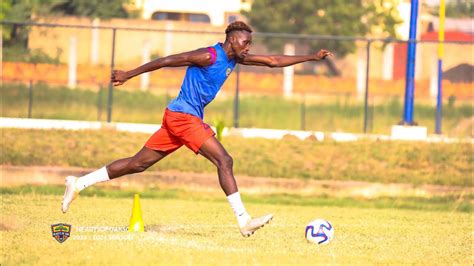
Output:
[27, 17, 473, 82]
[29, 17, 225, 66]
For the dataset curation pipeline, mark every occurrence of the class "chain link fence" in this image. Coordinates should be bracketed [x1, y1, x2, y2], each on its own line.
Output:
[2, 20, 472, 136]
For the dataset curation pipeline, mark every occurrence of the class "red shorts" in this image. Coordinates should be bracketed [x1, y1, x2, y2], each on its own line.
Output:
[145, 109, 215, 154]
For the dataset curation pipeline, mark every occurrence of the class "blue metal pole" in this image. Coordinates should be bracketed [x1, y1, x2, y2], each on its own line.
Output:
[403, 0, 419, 125]
[436, 0, 446, 135]
[435, 60, 443, 134]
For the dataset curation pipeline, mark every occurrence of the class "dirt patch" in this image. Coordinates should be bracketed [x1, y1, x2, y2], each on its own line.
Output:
[145, 224, 179, 234]
[0, 223, 12, 231]
[0, 215, 21, 231]
[450, 117, 473, 137]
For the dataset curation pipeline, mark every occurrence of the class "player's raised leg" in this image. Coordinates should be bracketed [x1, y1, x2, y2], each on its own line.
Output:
[199, 136, 273, 237]
[61, 147, 168, 213]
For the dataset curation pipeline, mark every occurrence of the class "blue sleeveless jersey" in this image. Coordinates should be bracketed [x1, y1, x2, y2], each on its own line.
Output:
[167, 43, 236, 119]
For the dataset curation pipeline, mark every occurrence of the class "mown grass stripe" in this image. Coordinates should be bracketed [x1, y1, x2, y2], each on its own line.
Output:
[1, 185, 470, 213]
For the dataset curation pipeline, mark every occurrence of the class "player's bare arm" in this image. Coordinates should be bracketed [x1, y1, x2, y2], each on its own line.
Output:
[238, 49, 333, 67]
[64, 21, 277, 238]
[111, 48, 214, 86]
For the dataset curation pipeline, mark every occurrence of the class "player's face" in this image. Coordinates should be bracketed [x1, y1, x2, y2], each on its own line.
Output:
[231, 31, 252, 59]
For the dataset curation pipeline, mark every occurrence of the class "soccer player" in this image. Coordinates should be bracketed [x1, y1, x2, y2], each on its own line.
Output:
[62, 21, 332, 237]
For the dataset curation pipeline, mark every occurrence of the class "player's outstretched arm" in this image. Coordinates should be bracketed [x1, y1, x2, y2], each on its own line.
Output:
[111, 48, 214, 86]
[238, 49, 333, 68]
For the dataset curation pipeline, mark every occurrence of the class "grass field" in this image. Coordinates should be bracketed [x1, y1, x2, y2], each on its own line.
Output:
[1, 82, 472, 136]
[2, 128, 472, 186]
[1, 192, 471, 265]
[2, 100, 472, 264]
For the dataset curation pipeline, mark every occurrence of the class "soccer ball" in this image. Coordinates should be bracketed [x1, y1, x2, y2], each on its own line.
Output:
[305, 219, 334, 245]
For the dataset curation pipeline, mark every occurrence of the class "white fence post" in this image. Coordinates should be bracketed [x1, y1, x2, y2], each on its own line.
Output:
[283, 43, 295, 98]
[382, 43, 394, 81]
[141, 40, 151, 91]
[90, 18, 100, 65]
[165, 22, 173, 56]
[429, 56, 438, 104]
[68, 36, 77, 89]
[356, 47, 366, 100]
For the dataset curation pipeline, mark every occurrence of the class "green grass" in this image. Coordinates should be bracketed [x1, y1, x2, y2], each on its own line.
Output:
[2, 128, 473, 187]
[1, 194, 471, 264]
[0, 185, 471, 213]
[1, 83, 472, 135]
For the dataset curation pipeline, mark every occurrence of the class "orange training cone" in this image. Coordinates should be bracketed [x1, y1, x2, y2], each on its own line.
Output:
[128, 194, 145, 232]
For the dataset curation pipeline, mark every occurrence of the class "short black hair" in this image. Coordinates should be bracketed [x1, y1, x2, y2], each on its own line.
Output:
[225, 21, 253, 36]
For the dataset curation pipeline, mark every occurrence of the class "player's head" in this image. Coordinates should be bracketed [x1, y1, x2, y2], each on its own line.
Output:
[225, 21, 253, 59]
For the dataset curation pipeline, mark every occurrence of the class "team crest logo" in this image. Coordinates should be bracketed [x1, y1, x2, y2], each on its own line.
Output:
[226, 68, 232, 76]
[51, 223, 72, 243]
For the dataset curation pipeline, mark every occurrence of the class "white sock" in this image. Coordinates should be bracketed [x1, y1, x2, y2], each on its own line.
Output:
[75, 166, 110, 191]
[227, 192, 250, 227]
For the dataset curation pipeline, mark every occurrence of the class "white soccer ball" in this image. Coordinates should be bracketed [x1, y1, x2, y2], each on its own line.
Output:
[305, 219, 334, 245]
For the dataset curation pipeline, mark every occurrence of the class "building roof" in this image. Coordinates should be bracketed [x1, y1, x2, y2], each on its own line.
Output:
[431, 18, 474, 33]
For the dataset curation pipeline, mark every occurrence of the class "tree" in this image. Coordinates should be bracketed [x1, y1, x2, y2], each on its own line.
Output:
[1, 0, 58, 43]
[50, 0, 130, 19]
[0, 0, 13, 40]
[2, 0, 130, 44]
[1, 0, 133, 37]
[429, 0, 473, 18]
[243, 0, 402, 57]
[1, 0, 135, 62]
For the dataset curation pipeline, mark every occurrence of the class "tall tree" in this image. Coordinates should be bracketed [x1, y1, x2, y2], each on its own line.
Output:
[243, 0, 402, 56]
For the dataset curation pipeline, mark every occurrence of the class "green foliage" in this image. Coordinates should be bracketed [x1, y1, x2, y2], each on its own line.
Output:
[3, 44, 62, 64]
[1, 0, 131, 22]
[0, 0, 13, 39]
[1, 0, 133, 49]
[428, 0, 473, 18]
[1, 0, 60, 43]
[243, 0, 402, 56]
[0, 0, 12, 21]
[50, 0, 130, 19]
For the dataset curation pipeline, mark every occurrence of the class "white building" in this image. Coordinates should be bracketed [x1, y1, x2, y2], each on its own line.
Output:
[129, 0, 252, 26]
